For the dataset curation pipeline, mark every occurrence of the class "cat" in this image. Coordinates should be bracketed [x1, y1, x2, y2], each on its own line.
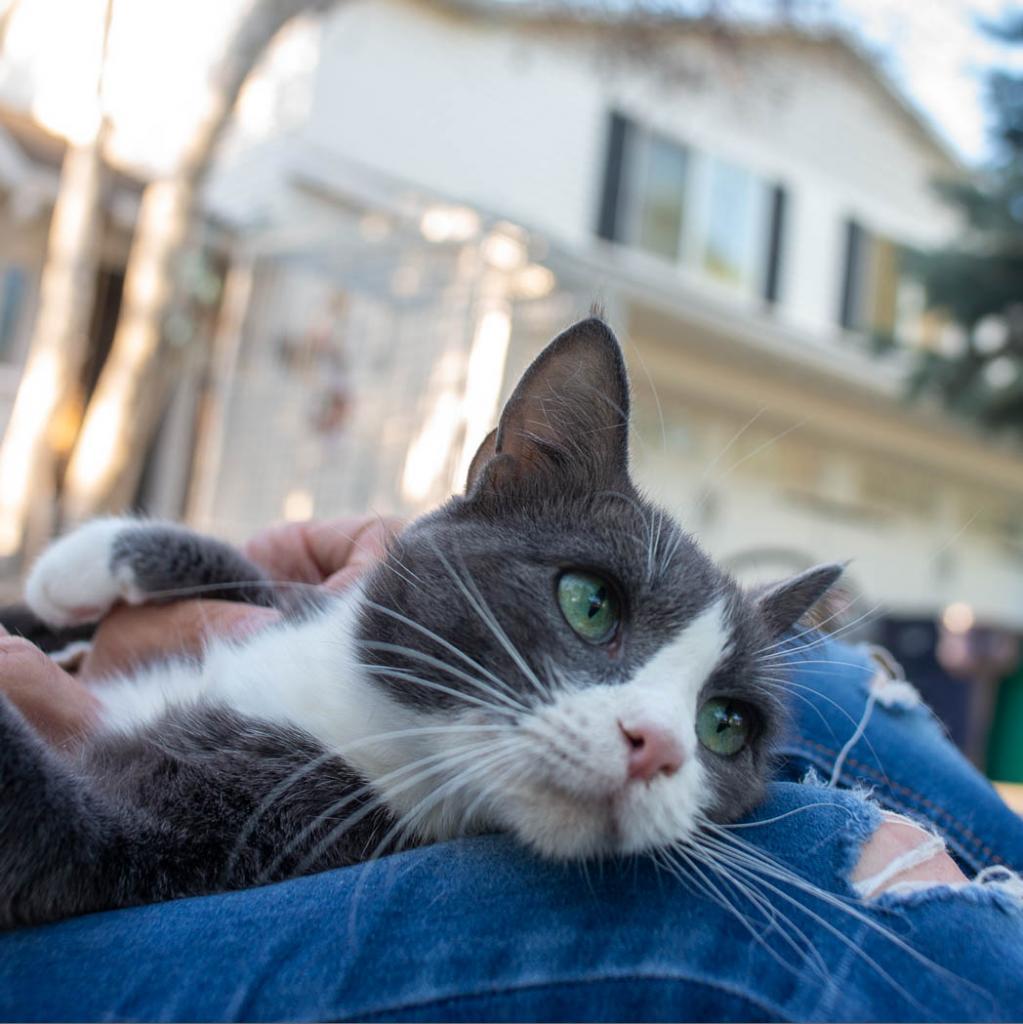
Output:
[0, 317, 842, 929]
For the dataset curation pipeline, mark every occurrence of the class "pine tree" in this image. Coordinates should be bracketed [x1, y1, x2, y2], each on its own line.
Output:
[908, 20, 1023, 435]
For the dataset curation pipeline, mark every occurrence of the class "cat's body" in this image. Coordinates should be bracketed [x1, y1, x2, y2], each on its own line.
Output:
[0, 319, 841, 929]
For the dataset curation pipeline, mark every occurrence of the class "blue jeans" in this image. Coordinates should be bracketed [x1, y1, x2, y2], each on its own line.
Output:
[2, 636, 1022, 1022]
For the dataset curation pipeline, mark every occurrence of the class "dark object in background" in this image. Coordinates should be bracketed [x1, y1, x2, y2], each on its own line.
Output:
[988, 664, 1023, 783]
[0, 604, 94, 655]
[878, 618, 971, 752]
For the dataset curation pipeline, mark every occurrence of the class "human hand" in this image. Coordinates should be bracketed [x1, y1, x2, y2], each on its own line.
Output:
[0, 628, 100, 747]
[0, 516, 401, 747]
[80, 516, 403, 680]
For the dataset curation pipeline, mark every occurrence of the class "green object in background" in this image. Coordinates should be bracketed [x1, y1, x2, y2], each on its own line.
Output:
[988, 665, 1023, 782]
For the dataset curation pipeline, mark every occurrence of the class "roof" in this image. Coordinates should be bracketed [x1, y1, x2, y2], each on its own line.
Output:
[427, 0, 964, 173]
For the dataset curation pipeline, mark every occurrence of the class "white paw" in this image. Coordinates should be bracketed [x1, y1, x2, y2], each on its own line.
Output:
[25, 518, 142, 628]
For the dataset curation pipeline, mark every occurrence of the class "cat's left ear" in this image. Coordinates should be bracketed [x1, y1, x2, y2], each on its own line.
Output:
[465, 317, 630, 495]
[755, 563, 845, 637]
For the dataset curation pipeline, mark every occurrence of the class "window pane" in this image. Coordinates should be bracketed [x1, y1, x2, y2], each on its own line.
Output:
[839, 224, 902, 336]
[701, 158, 760, 287]
[634, 134, 688, 261]
[869, 237, 900, 335]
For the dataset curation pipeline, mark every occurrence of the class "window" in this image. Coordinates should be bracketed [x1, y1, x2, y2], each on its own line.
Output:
[696, 157, 770, 290]
[0, 266, 27, 360]
[839, 219, 902, 336]
[595, 111, 786, 304]
[630, 131, 690, 261]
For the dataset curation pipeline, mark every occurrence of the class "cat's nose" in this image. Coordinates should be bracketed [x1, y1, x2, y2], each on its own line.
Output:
[619, 721, 684, 781]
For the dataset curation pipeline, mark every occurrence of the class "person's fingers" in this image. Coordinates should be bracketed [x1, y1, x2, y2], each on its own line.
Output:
[242, 522, 329, 586]
[81, 600, 279, 681]
[0, 632, 100, 747]
[321, 518, 403, 592]
[243, 516, 404, 592]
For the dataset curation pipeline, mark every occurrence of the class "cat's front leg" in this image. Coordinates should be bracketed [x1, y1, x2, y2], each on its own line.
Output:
[26, 518, 272, 628]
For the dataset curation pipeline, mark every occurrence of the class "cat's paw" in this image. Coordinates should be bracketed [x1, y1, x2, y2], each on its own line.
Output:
[25, 519, 144, 628]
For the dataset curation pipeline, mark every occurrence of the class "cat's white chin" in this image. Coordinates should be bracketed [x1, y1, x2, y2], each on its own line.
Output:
[500, 779, 703, 860]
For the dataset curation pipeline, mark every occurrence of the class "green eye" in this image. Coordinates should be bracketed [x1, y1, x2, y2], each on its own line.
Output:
[557, 571, 619, 643]
[697, 698, 752, 756]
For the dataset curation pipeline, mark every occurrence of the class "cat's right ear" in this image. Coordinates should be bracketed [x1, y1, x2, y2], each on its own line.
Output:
[464, 317, 630, 497]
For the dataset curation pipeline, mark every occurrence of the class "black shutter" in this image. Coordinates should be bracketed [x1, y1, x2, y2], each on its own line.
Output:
[596, 111, 631, 242]
[762, 184, 787, 305]
[839, 219, 865, 329]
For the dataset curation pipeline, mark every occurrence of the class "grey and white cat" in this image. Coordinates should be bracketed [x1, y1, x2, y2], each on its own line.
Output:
[0, 318, 841, 929]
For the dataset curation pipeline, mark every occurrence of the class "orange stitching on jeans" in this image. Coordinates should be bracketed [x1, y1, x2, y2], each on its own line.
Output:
[793, 738, 1008, 867]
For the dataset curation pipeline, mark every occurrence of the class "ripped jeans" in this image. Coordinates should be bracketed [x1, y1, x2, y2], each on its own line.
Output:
[2, 635, 1022, 1022]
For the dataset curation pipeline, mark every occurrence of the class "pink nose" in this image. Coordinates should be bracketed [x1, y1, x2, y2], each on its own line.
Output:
[620, 721, 684, 781]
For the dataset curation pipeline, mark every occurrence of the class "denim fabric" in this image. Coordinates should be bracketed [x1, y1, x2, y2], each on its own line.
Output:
[2, 635, 1022, 1022]
[775, 636, 1023, 873]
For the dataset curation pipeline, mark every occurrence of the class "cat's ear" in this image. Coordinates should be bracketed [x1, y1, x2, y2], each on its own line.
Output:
[755, 563, 845, 637]
[464, 428, 497, 492]
[466, 317, 630, 496]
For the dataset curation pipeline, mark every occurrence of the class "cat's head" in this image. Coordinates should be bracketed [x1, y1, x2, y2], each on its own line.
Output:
[358, 317, 841, 857]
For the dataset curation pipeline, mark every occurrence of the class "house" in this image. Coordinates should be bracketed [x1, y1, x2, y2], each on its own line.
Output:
[179, 0, 1023, 645]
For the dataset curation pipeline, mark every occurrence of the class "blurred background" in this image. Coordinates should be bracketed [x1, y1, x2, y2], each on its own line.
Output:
[0, 0, 1022, 779]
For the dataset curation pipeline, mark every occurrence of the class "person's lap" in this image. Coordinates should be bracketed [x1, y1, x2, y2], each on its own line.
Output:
[3, 636, 1022, 1023]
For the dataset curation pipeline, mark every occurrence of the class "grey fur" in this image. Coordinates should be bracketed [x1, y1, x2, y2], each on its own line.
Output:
[0, 317, 842, 929]
[111, 525, 278, 608]
[0, 695, 392, 928]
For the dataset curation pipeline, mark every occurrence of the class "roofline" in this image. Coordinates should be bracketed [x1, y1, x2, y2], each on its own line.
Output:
[424, 0, 965, 174]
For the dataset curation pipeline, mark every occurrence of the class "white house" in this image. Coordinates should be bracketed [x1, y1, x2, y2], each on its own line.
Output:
[188, 0, 1023, 633]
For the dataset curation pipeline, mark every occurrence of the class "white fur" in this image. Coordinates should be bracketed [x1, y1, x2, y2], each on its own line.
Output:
[493, 597, 732, 858]
[93, 586, 427, 786]
[25, 517, 144, 627]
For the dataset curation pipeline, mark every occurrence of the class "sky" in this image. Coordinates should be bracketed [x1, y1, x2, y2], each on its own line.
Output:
[835, 0, 1023, 162]
[1, 0, 1021, 169]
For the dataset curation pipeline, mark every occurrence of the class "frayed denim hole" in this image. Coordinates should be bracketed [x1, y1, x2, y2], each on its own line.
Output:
[781, 743, 1007, 876]
[853, 815, 950, 901]
[873, 865, 1023, 916]
[817, 788, 884, 900]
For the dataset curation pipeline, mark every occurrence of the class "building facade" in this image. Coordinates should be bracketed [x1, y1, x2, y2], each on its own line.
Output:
[190, 0, 1023, 637]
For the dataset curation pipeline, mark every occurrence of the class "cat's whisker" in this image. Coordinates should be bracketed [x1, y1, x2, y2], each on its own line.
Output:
[259, 738, 508, 884]
[694, 834, 924, 1008]
[691, 419, 809, 526]
[680, 838, 830, 979]
[361, 742, 528, 865]
[429, 542, 552, 705]
[655, 519, 688, 580]
[694, 822, 981, 1009]
[665, 841, 826, 979]
[359, 664, 521, 719]
[689, 408, 767, 519]
[754, 596, 884, 661]
[625, 340, 668, 461]
[295, 740, 526, 880]
[753, 588, 881, 659]
[362, 600, 524, 705]
[222, 722, 516, 882]
[358, 639, 528, 713]
[715, 801, 851, 830]
[454, 755, 523, 835]
[311, 518, 425, 591]
[72, 577, 326, 606]
[755, 674, 892, 783]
